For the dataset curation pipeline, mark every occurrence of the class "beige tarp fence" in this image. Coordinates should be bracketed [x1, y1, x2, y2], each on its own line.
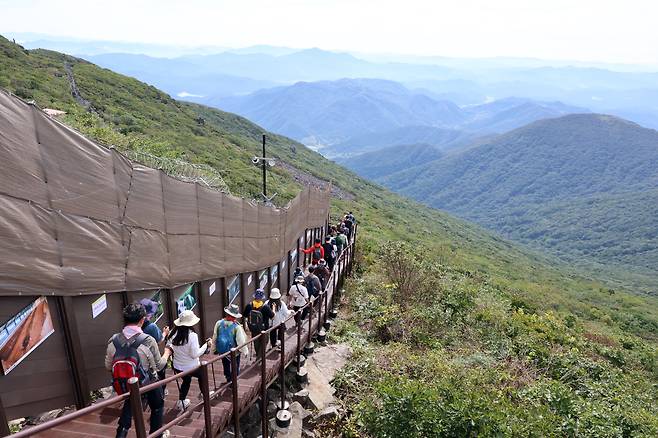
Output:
[0, 90, 330, 296]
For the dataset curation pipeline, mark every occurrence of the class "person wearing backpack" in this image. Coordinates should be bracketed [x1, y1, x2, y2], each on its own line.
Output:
[322, 236, 336, 271]
[288, 275, 310, 320]
[269, 288, 294, 348]
[166, 310, 209, 411]
[211, 304, 248, 383]
[105, 303, 172, 438]
[243, 288, 274, 355]
[301, 238, 324, 265]
[315, 259, 331, 290]
[335, 228, 348, 256]
[305, 265, 322, 298]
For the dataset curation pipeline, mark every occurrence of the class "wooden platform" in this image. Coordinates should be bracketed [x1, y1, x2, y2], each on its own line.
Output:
[30, 303, 323, 438]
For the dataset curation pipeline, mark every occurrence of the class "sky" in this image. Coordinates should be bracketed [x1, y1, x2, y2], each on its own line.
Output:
[1, 0, 657, 64]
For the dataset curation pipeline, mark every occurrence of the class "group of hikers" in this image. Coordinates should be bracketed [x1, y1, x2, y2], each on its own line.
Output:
[105, 212, 356, 438]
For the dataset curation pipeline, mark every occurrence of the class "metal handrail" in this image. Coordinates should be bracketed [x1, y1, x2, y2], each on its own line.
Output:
[7, 228, 356, 438]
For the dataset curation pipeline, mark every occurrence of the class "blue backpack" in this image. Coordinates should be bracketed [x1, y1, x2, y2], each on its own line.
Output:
[215, 320, 238, 354]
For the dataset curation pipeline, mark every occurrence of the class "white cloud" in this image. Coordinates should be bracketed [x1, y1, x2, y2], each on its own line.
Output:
[177, 91, 204, 98]
[0, 0, 657, 64]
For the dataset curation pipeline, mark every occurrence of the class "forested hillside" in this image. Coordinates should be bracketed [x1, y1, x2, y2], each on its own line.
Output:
[1, 36, 656, 435]
[380, 114, 658, 294]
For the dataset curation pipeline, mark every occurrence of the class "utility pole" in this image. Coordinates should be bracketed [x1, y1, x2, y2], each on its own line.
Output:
[251, 134, 277, 204]
[262, 134, 267, 197]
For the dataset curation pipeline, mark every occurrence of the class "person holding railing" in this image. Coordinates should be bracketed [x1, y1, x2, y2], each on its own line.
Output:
[166, 310, 209, 411]
[211, 304, 249, 383]
[105, 303, 172, 438]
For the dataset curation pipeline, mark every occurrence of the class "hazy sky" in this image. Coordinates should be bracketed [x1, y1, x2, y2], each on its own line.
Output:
[1, 0, 657, 64]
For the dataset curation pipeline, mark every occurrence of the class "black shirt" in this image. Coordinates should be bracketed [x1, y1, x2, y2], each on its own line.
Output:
[243, 301, 275, 333]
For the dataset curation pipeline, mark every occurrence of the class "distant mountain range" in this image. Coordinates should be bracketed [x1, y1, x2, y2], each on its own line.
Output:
[217, 79, 471, 147]
[51, 44, 658, 132]
[372, 114, 658, 290]
[216, 79, 587, 154]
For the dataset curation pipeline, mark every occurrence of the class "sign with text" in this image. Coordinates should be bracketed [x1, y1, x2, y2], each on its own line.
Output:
[91, 294, 108, 319]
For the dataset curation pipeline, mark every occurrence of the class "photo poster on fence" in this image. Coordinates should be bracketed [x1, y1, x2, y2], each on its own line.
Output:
[149, 289, 165, 324]
[176, 284, 197, 315]
[209, 281, 216, 296]
[247, 274, 252, 285]
[0, 296, 55, 375]
[228, 275, 240, 305]
[259, 269, 268, 289]
[91, 294, 107, 319]
[271, 264, 279, 284]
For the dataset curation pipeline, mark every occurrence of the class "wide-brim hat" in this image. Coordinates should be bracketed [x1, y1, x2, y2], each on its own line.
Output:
[224, 304, 242, 318]
[174, 309, 200, 327]
[270, 288, 282, 299]
[295, 275, 305, 283]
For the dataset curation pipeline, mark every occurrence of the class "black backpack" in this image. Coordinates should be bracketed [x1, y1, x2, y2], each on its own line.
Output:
[305, 276, 317, 296]
[248, 302, 266, 333]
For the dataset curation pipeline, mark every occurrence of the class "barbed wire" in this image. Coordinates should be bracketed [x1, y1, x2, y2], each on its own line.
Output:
[123, 149, 231, 194]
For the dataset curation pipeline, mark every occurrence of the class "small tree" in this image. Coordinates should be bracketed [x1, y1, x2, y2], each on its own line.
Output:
[381, 241, 419, 309]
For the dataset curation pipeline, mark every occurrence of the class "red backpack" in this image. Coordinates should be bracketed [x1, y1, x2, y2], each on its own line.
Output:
[111, 333, 150, 395]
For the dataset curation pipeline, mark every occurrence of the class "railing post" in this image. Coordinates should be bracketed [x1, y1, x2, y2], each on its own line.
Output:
[332, 271, 337, 308]
[279, 326, 286, 410]
[199, 361, 213, 437]
[307, 300, 313, 345]
[296, 312, 302, 373]
[230, 350, 241, 437]
[260, 333, 268, 438]
[128, 377, 147, 438]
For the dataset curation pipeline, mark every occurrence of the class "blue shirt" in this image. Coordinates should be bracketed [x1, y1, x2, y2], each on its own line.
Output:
[142, 320, 162, 343]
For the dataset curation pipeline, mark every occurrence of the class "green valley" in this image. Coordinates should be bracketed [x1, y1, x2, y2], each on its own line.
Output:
[1, 36, 656, 436]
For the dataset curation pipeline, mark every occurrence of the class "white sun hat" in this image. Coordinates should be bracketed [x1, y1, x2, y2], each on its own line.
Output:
[174, 309, 200, 327]
[270, 288, 282, 299]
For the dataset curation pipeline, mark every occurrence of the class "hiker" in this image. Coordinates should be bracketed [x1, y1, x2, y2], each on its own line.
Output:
[335, 227, 348, 256]
[166, 310, 209, 410]
[105, 303, 172, 438]
[305, 265, 322, 298]
[139, 298, 170, 392]
[301, 238, 324, 265]
[315, 259, 331, 290]
[211, 304, 248, 382]
[243, 288, 274, 355]
[322, 236, 336, 271]
[344, 215, 354, 241]
[269, 288, 293, 348]
[288, 275, 310, 320]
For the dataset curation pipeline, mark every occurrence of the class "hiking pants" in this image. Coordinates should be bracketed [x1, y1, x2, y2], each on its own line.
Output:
[270, 325, 283, 348]
[117, 386, 164, 437]
[221, 354, 241, 382]
[174, 368, 202, 400]
[293, 305, 309, 321]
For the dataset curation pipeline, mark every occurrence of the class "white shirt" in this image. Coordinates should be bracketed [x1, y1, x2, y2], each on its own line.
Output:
[168, 331, 207, 372]
[271, 301, 293, 327]
[288, 283, 309, 307]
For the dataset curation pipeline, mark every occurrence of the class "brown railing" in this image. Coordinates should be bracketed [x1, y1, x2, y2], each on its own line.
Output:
[8, 225, 356, 438]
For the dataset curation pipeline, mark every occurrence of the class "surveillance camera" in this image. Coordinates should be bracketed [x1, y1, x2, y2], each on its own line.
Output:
[251, 156, 260, 165]
[267, 159, 276, 167]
